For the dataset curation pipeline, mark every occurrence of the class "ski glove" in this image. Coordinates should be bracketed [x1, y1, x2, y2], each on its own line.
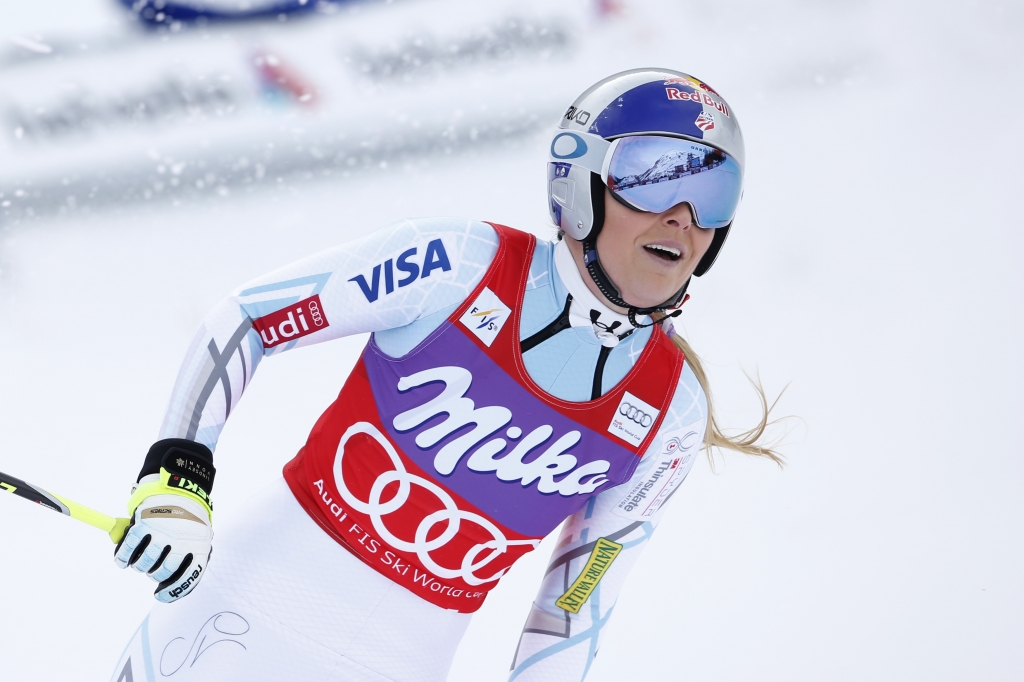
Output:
[114, 439, 215, 603]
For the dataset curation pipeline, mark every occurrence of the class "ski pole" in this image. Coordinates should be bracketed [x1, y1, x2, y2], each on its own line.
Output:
[0, 470, 130, 543]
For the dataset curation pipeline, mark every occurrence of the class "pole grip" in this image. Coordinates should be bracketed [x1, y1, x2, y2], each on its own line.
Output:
[52, 494, 131, 543]
[0, 470, 129, 543]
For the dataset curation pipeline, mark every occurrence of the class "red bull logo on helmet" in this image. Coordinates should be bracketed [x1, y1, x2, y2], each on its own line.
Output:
[664, 87, 731, 118]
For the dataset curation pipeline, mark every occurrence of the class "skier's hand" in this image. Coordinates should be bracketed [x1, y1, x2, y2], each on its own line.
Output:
[114, 440, 215, 603]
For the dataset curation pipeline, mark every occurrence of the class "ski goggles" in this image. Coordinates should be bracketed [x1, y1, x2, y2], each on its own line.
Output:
[549, 130, 742, 229]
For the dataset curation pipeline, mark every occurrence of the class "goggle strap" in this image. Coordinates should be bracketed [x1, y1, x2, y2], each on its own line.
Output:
[600, 138, 619, 181]
[549, 130, 611, 175]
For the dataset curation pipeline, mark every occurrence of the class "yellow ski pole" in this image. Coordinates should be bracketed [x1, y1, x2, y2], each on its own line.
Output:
[0, 470, 130, 543]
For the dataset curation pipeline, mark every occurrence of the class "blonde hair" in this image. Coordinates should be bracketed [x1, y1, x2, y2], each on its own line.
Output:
[652, 312, 785, 466]
[553, 228, 785, 465]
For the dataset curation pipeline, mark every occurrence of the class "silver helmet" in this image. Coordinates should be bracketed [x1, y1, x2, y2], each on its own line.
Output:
[548, 68, 745, 281]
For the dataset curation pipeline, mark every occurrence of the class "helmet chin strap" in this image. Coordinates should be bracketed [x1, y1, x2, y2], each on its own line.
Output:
[581, 234, 688, 329]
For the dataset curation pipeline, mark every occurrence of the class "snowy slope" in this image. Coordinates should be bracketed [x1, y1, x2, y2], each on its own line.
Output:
[0, 1, 1022, 681]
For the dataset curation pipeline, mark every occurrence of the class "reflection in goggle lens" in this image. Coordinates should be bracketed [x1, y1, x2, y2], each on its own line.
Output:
[605, 136, 741, 229]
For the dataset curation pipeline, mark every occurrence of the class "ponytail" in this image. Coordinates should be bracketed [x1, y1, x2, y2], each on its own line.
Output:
[653, 313, 785, 466]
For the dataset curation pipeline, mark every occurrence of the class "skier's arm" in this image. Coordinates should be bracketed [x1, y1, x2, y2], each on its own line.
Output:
[508, 371, 707, 681]
[158, 217, 499, 452]
[114, 218, 498, 602]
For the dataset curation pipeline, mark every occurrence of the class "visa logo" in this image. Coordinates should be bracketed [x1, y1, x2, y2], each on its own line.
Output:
[348, 238, 452, 303]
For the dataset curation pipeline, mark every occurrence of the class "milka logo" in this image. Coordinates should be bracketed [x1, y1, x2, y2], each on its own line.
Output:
[392, 366, 611, 496]
[348, 238, 452, 303]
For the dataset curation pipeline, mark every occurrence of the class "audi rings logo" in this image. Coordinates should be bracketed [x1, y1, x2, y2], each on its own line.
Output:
[619, 402, 654, 428]
[333, 422, 538, 586]
[309, 300, 325, 327]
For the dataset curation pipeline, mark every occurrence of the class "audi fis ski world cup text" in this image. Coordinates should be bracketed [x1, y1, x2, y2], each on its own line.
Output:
[308, 476, 490, 601]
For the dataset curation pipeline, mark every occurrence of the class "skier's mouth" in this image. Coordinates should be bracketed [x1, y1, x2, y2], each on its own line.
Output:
[643, 244, 682, 262]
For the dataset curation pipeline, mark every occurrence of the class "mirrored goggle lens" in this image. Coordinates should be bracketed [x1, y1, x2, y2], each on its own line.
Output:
[605, 136, 742, 229]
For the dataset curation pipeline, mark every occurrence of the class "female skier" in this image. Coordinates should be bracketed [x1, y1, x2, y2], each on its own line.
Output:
[111, 68, 780, 682]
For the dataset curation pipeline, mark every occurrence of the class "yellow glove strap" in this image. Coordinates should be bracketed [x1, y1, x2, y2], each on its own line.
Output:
[128, 468, 213, 523]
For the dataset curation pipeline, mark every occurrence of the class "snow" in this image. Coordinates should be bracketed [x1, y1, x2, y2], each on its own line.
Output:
[0, 0, 1022, 680]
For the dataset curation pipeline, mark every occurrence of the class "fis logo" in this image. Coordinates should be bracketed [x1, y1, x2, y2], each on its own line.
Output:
[470, 308, 502, 330]
[253, 294, 330, 348]
[459, 287, 511, 347]
[348, 238, 452, 303]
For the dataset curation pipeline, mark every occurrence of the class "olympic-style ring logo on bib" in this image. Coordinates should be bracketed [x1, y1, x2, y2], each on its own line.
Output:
[332, 422, 539, 586]
[619, 402, 654, 428]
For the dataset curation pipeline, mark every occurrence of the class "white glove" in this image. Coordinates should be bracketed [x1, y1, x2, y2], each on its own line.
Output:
[114, 477, 214, 602]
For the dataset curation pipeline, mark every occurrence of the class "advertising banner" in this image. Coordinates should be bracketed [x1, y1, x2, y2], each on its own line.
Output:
[0, 0, 603, 218]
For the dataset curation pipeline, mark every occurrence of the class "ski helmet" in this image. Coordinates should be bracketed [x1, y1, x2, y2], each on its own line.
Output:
[547, 68, 745, 319]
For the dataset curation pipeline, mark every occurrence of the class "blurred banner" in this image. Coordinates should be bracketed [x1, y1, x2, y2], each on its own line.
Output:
[0, 0, 615, 219]
[117, 0, 355, 26]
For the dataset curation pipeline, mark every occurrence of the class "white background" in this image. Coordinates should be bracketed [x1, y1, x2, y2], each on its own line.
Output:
[1, 1, 1022, 680]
